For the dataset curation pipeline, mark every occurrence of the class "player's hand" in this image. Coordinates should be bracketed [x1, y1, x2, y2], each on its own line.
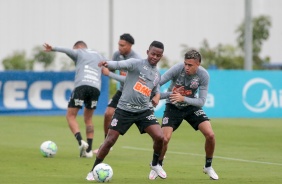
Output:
[102, 67, 110, 76]
[98, 61, 108, 67]
[169, 92, 184, 103]
[151, 93, 160, 107]
[43, 43, 52, 52]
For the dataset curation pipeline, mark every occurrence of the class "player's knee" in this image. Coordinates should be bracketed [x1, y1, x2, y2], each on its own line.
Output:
[104, 108, 114, 118]
[205, 132, 215, 141]
[154, 134, 164, 145]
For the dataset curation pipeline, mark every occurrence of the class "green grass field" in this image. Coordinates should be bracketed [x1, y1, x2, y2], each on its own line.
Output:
[1, 116, 282, 184]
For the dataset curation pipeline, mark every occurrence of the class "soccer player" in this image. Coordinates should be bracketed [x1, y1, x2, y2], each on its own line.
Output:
[148, 49, 219, 180]
[43, 41, 105, 158]
[93, 33, 141, 154]
[86, 41, 167, 180]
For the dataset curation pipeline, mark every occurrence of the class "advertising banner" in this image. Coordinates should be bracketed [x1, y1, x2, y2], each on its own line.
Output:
[154, 70, 282, 118]
[1, 70, 281, 118]
[0, 71, 108, 115]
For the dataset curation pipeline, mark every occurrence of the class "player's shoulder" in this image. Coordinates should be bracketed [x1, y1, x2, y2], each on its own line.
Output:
[197, 66, 209, 77]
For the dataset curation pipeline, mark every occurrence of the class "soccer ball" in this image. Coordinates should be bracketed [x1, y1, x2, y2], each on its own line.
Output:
[40, 140, 58, 157]
[93, 163, 113, 182]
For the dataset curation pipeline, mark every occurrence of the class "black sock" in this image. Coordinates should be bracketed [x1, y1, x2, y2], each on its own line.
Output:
[75, 132, 83, 145]
[86, 138, 93, 152]
[91, 157, 104, 171]
[205, 157, 213, 167]
[158, 159, 163, 166]
[152, 153, 160, 166]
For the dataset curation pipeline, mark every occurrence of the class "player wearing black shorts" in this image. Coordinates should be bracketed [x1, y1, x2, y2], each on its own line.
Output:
[148, 49, 219, 180]
[44, 41, 104, 158]
[86, 41, 167, 181]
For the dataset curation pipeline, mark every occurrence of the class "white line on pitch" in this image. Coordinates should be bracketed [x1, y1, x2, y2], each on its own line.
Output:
[122, 146, 282, 166]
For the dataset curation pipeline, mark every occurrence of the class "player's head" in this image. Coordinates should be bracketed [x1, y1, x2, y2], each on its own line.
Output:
[147, 41, 164, 66]
[73, 41, 88, 49]
[118, 33, 134, 55]
[184, 49, 201, 75]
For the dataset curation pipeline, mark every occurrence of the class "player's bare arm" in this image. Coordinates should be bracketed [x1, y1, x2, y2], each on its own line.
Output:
[151, 93, 160, 107]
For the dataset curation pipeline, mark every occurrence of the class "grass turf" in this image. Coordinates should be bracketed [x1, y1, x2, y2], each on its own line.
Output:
[0, 116, 282, 183]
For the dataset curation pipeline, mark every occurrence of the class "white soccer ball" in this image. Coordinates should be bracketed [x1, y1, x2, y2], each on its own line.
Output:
[93, 163, 113, 182]
[40, 140, 58, 158]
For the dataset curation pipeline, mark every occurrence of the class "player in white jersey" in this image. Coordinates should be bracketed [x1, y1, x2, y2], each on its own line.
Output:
[43, 41, 104, 158]
[148, 49, 219, 180]
[86, 41, 167, 181]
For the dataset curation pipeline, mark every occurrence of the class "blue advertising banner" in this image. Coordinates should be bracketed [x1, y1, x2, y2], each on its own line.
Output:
[0, 71, 108, 115]
[154, 70, 282, 118]
[1, 70, 281, 118]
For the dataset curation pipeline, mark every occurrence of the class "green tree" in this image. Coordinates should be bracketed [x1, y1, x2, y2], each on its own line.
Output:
[2, 51, 34, 70]
[32, 46, 56, 70]
[183, 15, 271, 70]
[236, 15, 271, 69]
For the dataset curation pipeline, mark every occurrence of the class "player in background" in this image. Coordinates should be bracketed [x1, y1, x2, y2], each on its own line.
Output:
[148, 49, 219, 180]
[86, 41, 166, 181]
[93, 33, 141, 154]
[43, 41, 105, 158]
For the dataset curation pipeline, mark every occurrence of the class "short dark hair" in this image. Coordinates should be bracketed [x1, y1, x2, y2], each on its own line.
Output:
[73, 41, 87, 48]
[120, 33, 135, 44]
[149, 41, 164, 50]
[184, 49, 201, 63]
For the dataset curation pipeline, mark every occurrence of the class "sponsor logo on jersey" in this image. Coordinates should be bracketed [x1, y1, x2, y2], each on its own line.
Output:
[133, 82, 151, 97]
[172, 85, 192, 96]
[111, 118, 118, 126]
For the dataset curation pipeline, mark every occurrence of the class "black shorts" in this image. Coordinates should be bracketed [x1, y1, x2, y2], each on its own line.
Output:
[108, 90, 122, 108]
[109, 108, 160, 135]
[68, 85, 100, 109]
[161, 103, 210, 131]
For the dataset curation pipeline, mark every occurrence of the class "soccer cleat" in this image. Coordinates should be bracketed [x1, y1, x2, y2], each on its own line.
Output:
[150, 164, 167, 179]
[79, 140, 89, 157]
[148, 169, 158, 180]
[86, 171, 95, 181]
[203, 166, 219, 180]
[84, 150, 93, 158]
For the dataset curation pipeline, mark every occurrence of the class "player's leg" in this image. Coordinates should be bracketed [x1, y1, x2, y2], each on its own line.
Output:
[198, 120, 215, 160]
[82, 86, 100, 157]
[198, 120, 218, 180]
[83, 107, 95, 157]
[159, 126, 173, 161]
[66, 107, 88, 157]
[103, 90, 122, 137]
[103, 106, 115, 136]
[87, 108, 131, 180]
[86, 129, 120, 181]
[66, 86, 88, 157]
